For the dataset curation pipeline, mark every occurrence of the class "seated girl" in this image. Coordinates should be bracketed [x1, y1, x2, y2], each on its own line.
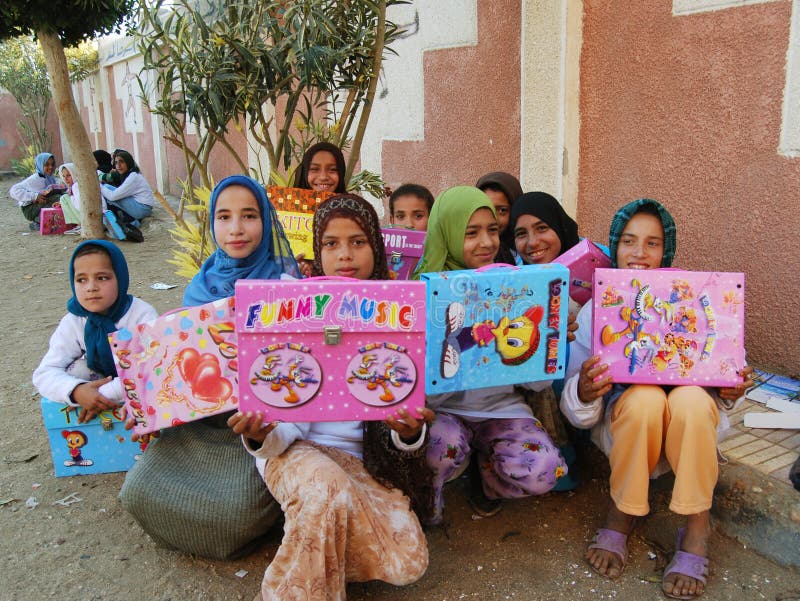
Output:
[10, 152, 66, 228]
[100, 151, 155, 222]
[476, 171, 523, 265]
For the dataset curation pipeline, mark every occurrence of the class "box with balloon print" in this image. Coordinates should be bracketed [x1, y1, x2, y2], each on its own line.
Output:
[41, 397, 143, 477]
[235, 277, 427, 422]
[108, 297, 240, 436]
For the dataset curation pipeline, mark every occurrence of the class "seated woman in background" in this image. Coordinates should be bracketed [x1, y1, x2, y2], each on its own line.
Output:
[100, 151, 155, 223]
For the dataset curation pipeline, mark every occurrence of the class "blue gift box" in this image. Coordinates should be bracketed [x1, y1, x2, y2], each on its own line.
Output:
[41, 398, 142, 477]
[421, 263, 569, 393]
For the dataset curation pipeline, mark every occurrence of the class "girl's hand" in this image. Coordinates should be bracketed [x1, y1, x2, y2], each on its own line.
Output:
[578, 355, 613, 404]
[384, 407, 435, 441]
[227, 411, 276, 443]
[295, 255, 313, 278]
[123, 417, 159, 445]
[71, 377, 118, 423]
[567, 312, 579, 343]
[36, 191, 48, 204]
[718, 365, 754, 403]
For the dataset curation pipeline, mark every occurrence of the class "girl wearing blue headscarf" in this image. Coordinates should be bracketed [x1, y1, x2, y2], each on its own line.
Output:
[120, 175, 300, 560]
[33, 240, 158, 423]
[10, 152, 67, 228]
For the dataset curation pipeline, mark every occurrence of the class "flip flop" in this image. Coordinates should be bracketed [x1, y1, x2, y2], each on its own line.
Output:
[103, 210, 126, 240]
[587, 528, 628, 579]
[662, 528, 708, 599]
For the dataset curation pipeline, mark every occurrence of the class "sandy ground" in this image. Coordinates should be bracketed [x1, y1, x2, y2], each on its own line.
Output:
[1, 176, 798, 601]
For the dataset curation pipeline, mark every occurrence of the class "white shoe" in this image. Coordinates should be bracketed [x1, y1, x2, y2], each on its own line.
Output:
[441, 342, 460, 378]
[64, 225, 81, 235]
[446, 302, 466, 336]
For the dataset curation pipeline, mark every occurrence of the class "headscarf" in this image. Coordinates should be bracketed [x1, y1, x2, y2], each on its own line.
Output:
[476, 172, 523, 240]
[608, 198, 676, 268]
[412, 186, 496, 277]
[35, 152, 57, 186]
[510, 192, 580, 259]
[115, 150, 140, 183]
[93, 150, 113, 174]
[310, 194, 389, 280]
[58, 163, 75, 194]
[67, 240, 133, 377]
[183, 175, 301, 306]
[293, 142, 348, 193]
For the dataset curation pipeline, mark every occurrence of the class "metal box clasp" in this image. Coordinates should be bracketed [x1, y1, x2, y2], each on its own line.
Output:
[323, 325, 342, 345]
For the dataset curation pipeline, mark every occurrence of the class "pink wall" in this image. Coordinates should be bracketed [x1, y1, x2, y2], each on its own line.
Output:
[577, 1, 800, 374]
[381, 0, 521, 198]
[0, 94, 63, 172]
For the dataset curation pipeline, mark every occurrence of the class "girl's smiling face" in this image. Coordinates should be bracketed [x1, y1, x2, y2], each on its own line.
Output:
[61, 167, 74, 187]
[43, 157, 55, 176]
[513, 214, 561, 264]
[213, 185, 263, 259]
[320, 217, 375, 280]
[307, 150, 340, 192]
[73, 251, 118, 314]
[616, 212, 664, 270]
[462, 207, 500, 269]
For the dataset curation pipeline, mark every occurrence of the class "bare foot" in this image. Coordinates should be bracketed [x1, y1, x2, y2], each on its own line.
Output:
[586, 503, 636, 579]
[662, 512, 710, 599]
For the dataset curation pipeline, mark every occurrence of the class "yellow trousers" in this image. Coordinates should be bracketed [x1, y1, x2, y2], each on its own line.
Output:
[608, 385, 719, 516]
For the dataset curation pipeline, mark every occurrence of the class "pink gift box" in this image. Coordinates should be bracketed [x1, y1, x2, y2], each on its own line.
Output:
[235, 277, 427, 422]
[381, 227, 426, 280]
[553, 239, 611, 305]
[109, 297, 239, 435]
[40, 206, 70, 235]
[591, 268, 745, 387]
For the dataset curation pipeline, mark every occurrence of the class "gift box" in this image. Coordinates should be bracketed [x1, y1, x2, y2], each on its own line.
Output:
[553, 239, 611, 305]
[381, 227, 426, 280]
[420, 263, 569, 394]
[236, 277, 427, 421]
[591, 268, 745, 386]
[109, 297, 239, 435]
[267, 186, 333, 260]
[41, 397, 142, 477]
[39, 206, 70, 235]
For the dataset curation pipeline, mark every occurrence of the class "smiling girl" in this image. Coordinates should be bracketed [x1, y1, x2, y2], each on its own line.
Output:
[10, 152, 66, 228]
[293, 142, 348, 194]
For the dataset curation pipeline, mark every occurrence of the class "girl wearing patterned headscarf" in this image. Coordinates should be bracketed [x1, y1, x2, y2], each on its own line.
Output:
[33, 240, 158, 422]
[560, 199, 753, 598]
[416, 186, 568, 526]
[10, 152, 67, 227]
[120, 175, 300, 561]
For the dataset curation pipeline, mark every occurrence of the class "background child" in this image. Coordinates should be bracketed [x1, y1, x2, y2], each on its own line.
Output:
[388, 183, 435, 231]
[414, 186, 567, 523]
[476, 171, 523, 265]
[33, 240, 158, 423]
[229, 193, 434, 601]
[559, 198, 753, 599]
[57, 163, 83, 233]
[293, 142, 348, 194]
[100, 150, 155, 224]
[119, 175, 300, 560]
[10, 152, 66, 229]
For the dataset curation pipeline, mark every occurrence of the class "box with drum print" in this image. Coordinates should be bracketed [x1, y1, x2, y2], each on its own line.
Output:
[381, 227, 426, 280]
[235, 277, 427, 422]
[420, 263, 569, 394]
[591, 268, 745, 387]
[267, 186, 333, 260]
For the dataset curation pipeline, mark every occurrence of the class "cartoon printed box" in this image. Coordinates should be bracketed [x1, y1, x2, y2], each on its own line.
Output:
[381, 227, 426, 280]
[236, 278, 427, 422]
[553, 239, 611, 306]
[109, 297, 240, 436]
[267, 186, 333, 260]
[591, 268, 745, 387]
[39, 206, 70, 235]
[41, 398, 142, 477]
[420, 263, 570, 394]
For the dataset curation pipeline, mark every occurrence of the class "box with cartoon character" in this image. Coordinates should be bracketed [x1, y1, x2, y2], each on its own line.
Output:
[236, 278, 427, 421]
[553, 239, 611, 306]
[39, 206, 70, 235]
[420, 263, 569, 394]
[41, 398, 142, 477]
[109, 297, 239, 436]
[591, 268, 745, 387]
[381, 227, 426, 280]
[267, 186, 333, 260]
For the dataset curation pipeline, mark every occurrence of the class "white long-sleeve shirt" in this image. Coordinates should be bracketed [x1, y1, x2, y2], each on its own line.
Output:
[33, 297, 159, 405]
[100, 172, 155, 207]
[10, 173, 51, 207]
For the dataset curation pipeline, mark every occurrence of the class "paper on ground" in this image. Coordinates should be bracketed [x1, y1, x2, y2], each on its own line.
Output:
[744, 412, 800, 429]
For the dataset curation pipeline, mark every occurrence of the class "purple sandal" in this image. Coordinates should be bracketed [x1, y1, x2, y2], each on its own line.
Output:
[587, 528, 628, 578]
[662, 528, 709, 599]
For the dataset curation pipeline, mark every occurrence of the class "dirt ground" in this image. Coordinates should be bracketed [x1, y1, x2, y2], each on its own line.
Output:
[1, 176, 798, 601]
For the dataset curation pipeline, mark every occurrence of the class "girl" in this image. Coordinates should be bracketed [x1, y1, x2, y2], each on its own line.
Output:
[559, 199, 753, 599]
[100, 150, 155, 222]
[228, 193, 434, 601]
[293, 141, 348, 194]
[476, 171, 524, 265]
[388, 183, 435, 231]
[10, 152, 66, 229]
[119, 175, 301, 559]
[413, 186, 567, 523]
[57, 163, 83, 232]
[33, 240, 158, 422]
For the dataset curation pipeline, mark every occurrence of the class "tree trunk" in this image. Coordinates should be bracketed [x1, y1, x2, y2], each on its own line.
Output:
[37, 30, 104, 238]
